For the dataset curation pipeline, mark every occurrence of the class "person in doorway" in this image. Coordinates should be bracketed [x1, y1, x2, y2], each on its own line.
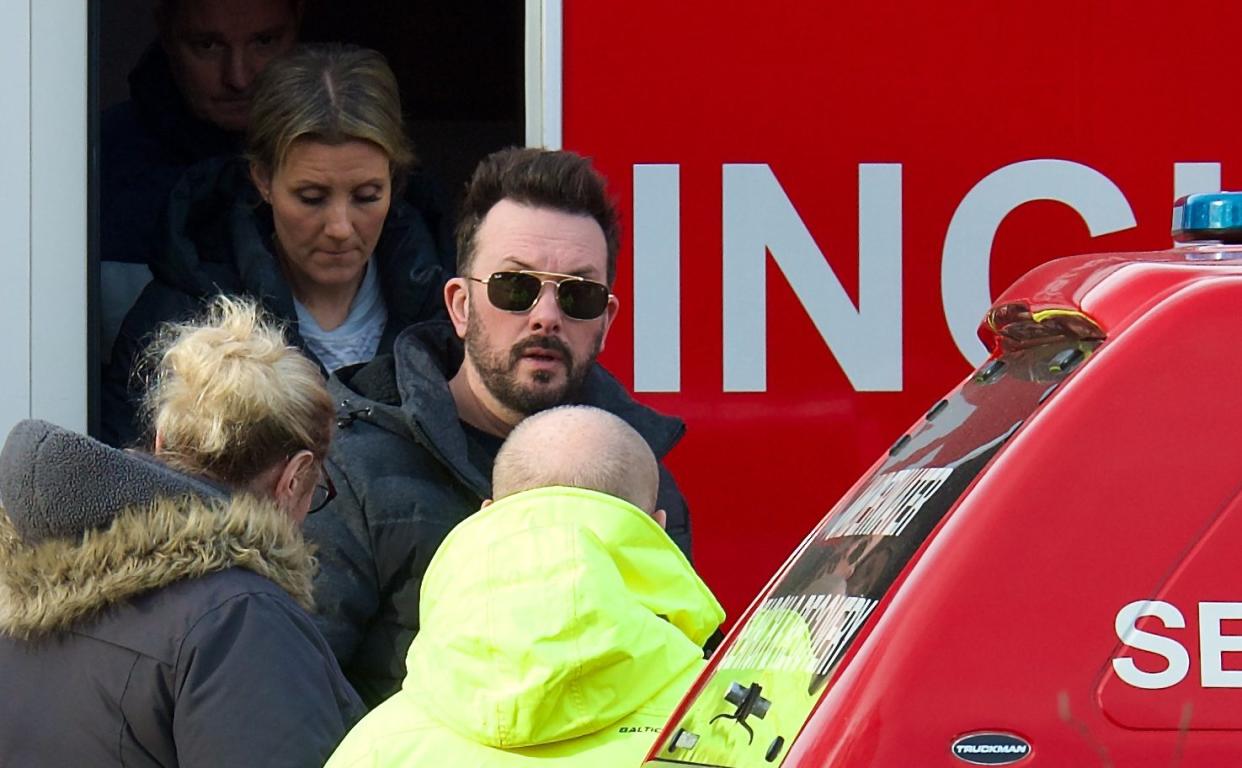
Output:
[0, 296, 363, 766]
[101, 0, 303, 268]
[325, 405, 724, 767]
[305, 147, 696, 706]
[103, 43, 450, 447]
[98, 2, 454, 385]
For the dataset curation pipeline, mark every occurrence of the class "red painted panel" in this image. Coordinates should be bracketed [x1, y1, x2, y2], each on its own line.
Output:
[783, 275, 1242, 764]
[562, 1, 1242, 619]
[1098, 491, 1242, 731]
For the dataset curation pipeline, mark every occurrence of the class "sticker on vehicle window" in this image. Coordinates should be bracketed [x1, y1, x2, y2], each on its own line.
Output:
[718, 594, 878, 679]
[822, 466, 953, 539]
[646, 340, 1098, 768]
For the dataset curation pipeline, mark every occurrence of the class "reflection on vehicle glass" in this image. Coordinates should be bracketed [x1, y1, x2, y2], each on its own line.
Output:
[652, 338, 1099, 767]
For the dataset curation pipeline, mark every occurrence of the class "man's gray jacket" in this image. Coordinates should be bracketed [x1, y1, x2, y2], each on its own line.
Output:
[304, 320, 692, 707]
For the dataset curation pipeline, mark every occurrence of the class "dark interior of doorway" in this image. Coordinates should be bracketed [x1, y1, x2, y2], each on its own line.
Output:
[91, 0, 526, 436]
[97, 0, 525, 233]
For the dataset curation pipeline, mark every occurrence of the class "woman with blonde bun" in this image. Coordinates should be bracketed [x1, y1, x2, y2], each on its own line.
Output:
[0, 296, 364, 766]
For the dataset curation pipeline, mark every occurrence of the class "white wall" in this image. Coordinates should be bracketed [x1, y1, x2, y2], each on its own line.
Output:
[0, 1, 88, 439]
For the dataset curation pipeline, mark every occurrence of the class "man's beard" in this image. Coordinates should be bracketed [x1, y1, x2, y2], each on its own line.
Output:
[464, 304, 603, 416]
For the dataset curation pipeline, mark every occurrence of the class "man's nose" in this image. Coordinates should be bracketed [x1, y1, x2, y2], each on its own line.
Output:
[527, 282, 563, 332]
[222, 49, 256, 92]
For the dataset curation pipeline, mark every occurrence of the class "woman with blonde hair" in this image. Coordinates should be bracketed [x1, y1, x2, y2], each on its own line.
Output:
[103, 42, 451, 447]
[0, 296, 363, 765]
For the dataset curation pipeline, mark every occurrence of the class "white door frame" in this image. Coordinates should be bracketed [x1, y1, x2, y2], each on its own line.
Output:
[0, 2, 554, 441]
[0, 0, 89, 439]
[525, 0, 563, 149]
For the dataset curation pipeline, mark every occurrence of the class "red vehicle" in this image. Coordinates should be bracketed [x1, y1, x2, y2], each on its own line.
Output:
[644, 193, 1242, 766]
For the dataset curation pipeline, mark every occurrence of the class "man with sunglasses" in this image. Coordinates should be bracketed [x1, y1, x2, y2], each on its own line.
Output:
[305, 147, 696, 708]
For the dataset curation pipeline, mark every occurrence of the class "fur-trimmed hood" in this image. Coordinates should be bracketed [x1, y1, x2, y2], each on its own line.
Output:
[0, 420, 316, 640]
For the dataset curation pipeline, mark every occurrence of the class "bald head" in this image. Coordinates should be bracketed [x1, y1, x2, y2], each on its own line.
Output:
[492, 406, 660, 514]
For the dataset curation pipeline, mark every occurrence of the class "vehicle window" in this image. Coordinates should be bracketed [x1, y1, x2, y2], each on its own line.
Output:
[649, 337, 1099, 767]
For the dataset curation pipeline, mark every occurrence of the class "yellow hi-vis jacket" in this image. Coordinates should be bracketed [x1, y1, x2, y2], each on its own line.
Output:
[325, 486, 726, 768]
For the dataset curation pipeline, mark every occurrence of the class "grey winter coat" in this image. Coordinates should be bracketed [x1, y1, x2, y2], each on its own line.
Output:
[0, 420, 364, 767]
[303, 320, 693, 707]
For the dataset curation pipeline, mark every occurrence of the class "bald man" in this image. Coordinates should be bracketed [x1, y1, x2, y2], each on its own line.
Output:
[491, 405, 667, 527]
[327, 406, 724, 768]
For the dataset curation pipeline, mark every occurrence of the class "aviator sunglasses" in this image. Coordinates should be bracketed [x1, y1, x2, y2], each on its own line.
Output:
[467, 270, 612, 320]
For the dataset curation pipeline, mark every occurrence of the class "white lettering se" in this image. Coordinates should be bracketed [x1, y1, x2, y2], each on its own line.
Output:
[1114, 600, 1242, 689]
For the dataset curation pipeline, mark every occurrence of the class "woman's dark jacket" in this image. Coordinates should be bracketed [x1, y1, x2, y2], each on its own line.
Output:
[101, 156, 450, 447]
[0, 419, 364, 767]
[303, 320, 693, 707]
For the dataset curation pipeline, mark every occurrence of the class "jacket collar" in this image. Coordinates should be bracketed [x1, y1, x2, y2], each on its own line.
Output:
[0, 419, 226, 543]
[394, 321, 487, 494]
[155, 156, 288, 299]
[332, 321, 688, 498]
[0, 494, 315, 641]
[0, 420, 315, 639]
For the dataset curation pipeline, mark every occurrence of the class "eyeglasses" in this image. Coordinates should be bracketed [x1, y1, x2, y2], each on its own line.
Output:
[466, 270, 612, 320]
[308, 473, 336, 515]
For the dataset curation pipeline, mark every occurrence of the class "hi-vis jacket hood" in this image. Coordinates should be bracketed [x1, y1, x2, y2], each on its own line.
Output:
[410, 486, 722, 747]
[326, 486, 724, 767]
[0, 419, 315, 639]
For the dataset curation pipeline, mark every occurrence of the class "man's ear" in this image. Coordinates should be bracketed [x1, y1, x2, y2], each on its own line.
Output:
[598, 293, 621, 352]
[445, 278, 470, 339]
[481, 499, 493, 508]
[249, 161, 273, 203]
[651, 508, 667, 529]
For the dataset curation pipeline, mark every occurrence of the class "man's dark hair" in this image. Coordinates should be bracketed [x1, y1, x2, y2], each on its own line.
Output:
[454, 147, 621, 285]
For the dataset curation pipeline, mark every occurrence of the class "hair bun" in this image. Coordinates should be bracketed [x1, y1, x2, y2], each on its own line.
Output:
[140, 296, 334, 486]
